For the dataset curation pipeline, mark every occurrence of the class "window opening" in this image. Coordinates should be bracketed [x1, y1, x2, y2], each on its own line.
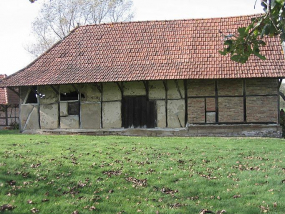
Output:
[26, 87, 37, 104]
[60, 91, 79, 101]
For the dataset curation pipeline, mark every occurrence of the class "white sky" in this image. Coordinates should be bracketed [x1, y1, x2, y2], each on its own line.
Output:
[0, 0, 263, 75]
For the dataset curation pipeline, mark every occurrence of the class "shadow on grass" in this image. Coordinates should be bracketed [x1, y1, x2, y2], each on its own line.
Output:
[0, 130, 20, 135]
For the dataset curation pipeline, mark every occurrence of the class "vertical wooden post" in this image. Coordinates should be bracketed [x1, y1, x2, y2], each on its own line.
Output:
[184, 79, 188, 127]
[163, 80, 168, 127]
[100, 83, 103, 129]
[243, 79, 247, 123]
[5, 105, 8, 126]
[37, 86, 41, 129]
[215, 80, 218, 123]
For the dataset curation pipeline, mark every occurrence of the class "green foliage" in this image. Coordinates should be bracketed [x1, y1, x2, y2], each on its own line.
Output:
[0, 134, 284, 213]
[220, 0, 285, 63]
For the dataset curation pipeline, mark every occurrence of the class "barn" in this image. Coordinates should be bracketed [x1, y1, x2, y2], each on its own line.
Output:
[0, 74, 19, 128]
[1, 15, 285, 137]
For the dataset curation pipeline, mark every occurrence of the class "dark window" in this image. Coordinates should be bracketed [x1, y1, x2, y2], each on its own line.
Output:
[60, 91, 78, 101]
[68, 102, 79, 115]
[26, 87, 37, 103]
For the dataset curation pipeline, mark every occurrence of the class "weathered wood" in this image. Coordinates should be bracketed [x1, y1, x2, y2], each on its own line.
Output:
[163, 80, 168, 127]
[7, 87, 20, 97]
[174, 80, 183, 99]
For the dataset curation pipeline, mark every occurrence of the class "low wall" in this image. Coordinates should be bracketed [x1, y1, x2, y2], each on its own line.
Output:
[22, 124, 282, 138]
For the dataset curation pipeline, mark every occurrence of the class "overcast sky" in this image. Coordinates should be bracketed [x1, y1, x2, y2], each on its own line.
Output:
[0, 0, 263, 75]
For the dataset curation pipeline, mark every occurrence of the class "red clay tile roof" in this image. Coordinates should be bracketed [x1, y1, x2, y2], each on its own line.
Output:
[0, 75, 19, 104]
[0, 74, 8, 104]
[1, 14, 285, 87]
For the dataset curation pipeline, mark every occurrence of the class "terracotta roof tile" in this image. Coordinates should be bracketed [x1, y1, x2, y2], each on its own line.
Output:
[1, 14, 285, 87]
[0, 75, 19, 104]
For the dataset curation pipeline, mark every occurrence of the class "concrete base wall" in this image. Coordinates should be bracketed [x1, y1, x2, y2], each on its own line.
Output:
[24, 124, 282, 138]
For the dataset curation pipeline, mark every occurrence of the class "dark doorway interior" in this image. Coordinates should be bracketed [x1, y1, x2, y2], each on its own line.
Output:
[122, 96, 156, 128]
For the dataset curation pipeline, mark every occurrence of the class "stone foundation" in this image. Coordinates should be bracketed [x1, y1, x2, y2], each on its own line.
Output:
[22, 124, 282, 138]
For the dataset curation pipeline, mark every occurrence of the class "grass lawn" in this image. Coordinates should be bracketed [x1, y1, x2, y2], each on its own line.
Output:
[0, 130, 284, 214]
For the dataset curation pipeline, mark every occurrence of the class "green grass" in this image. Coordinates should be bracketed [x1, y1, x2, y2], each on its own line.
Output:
[0, 131, 284, 213]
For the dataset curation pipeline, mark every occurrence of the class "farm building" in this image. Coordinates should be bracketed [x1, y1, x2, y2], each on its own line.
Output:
[0, 74, 19, 128]
[0, 15, 285, 137]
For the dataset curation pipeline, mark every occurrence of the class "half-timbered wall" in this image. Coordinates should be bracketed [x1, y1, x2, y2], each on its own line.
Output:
[187, 78, 279, 124]
[19, 78, 279, 132]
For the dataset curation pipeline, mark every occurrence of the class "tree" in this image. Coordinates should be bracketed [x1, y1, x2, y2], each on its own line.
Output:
[26, 0, 134, 57]
[220, 0, 285, 63]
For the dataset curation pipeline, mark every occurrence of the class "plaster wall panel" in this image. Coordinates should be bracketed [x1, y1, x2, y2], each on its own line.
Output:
[81, 103, 101, 129]
[167, 100, 185, 128]
[39, 85, 58, 104]
[156, 100, 166, 127]
[80, 84, 101, 102]
[149, 81, 165, 99]
[102, 101, 121, 128]
[206, 112, 216, 123]
[218, 79, 243, 96]
[102, 83, 121, 101]
[167, 80, 185, 99]
[60, 102, 68, 116]
[188, 80, 215, 97]
[20, 104, 39, 130]
[60, 115, 80, 129]
[40, 104, 59, 129]
[123, 81, 146, 96]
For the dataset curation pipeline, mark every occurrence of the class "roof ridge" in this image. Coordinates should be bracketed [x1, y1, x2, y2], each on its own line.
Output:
[78, 13, 264, 28]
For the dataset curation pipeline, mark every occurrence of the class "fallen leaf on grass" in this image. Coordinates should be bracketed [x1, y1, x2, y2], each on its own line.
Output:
[125, 177, 147, 187]
[103, 170, 121, 177]
[7, 180, 16, 186]
[161, 187, 178, 196]
[0, 204, 16, 211]
[233, 194, 241, 199]
[30, 208, 39, 213]
[200, 209, 214, 214]
[27, 200, 34, 204]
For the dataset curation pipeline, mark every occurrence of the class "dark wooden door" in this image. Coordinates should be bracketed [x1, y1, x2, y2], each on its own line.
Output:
[122, 96, 156, 128]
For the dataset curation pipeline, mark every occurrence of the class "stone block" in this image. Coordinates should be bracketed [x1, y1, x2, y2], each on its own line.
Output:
[102, 101, 121, 128]
[40, 104, 58, 129]
[20, 104, 39, 130]
[156, 100, 166, 128]
[167, 100, 185, 128]
[81, 103, 101, 129]
[60, 102, 68, 116]
[60, 115, 79, 129]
